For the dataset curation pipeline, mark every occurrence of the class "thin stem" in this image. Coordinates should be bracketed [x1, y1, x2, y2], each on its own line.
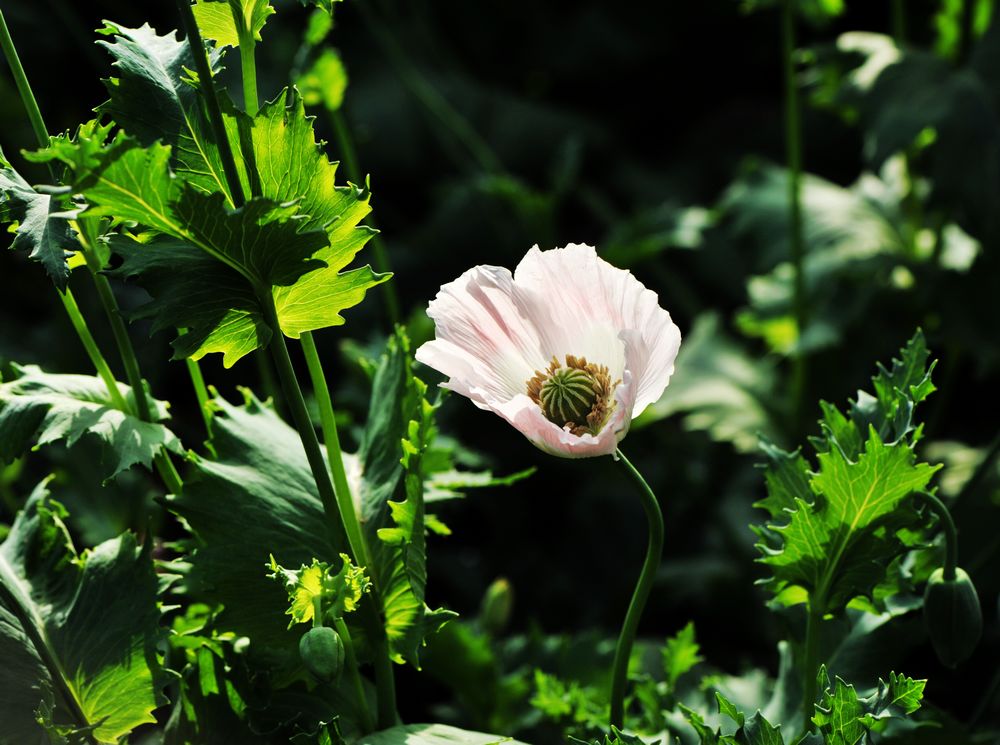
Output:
[890, 0, 906, 44]
[799, 598, 824, 736]
[259, 292, 397, 727]
[782, 0, 808, 437]
[330, 109, 401, 325]
[58, 288, 129, 411]
[185, 356, 213, 434]
[235, 24, 259, 115]
[920, 491, 958, 580]
[335, 617, 377, 734]
[0, 7, 50, 150]
[175, 0, 246, 207]
[609, 449, 664, 730]
[300, 331, 371, 569]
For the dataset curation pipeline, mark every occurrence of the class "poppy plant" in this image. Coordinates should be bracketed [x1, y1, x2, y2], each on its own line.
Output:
[415, 243, 681, 458]
[417, 243, 682, 728]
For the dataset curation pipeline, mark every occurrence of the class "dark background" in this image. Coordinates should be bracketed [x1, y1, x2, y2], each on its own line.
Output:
[2, 0, 998, 736]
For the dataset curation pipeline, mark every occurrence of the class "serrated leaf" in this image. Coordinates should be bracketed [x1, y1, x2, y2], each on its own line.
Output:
[756, 332, 941, 614]
[813, 671, 925, 743]
[865, 671, 925, 718]
[741, 712, 784, 745]
[0, 150, 75, 290]
[0, 484, 166, 743]
[268, 553, 371, 626]
[680, 705, 722, 745]
[0, 363, 182, 481]
[361, 331, 456, 667]
[96, 21, 236, 202]
[167, 390, 341, 665]
[716, 692, 745, 728]
[50, 98, 386, 365]
[662, 621, 703, 690]
[193, 0, 275, 48]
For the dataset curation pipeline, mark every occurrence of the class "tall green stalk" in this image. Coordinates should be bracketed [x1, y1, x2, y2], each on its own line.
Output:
[609, 449, 664, 730]
[177, 2, 397, 725]
[781, 0, 808, 437]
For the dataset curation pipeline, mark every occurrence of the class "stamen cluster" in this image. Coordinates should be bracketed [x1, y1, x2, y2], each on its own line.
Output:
[527, 355, 618, 436]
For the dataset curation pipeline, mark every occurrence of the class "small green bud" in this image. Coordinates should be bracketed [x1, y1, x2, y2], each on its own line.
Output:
[299, 626, 345, 681]
[479, 577, 514, 635]
[923, 567, 982, 668]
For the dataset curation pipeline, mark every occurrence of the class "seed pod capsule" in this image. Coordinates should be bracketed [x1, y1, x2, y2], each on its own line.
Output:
[923, 567, 983, 668]
[299, 626, 345, 681]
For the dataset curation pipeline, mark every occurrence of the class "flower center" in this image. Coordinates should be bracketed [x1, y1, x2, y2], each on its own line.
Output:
[526, 355, 618, 436]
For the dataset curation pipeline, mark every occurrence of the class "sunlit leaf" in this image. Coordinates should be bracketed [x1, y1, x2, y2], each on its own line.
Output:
[0, 363, 181, 481]
[0, 484, 166, 743]
[298, 48, 349, 112]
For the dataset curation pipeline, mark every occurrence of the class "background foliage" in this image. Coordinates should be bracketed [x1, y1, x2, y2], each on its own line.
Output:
[1, 0, 999, 743]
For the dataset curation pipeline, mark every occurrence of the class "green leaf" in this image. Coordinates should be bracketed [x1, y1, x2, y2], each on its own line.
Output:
[51, 98, 386, 365]
[360, 331, 456, 667]
[680, 704, 722, 745]
[95, 21, 237, 203]
[0, 363, 182, 481]
[167, 390, 340, 665]
[0, 484, 166, 743]
[298, 48, 349, 112]
[812, 669, 925, 742]
[0, 150, 75, 290]
[268, 553, 371, 626]
[662, 621, 703, 690]
[193, 0, 275, 48]
[741, 712, 784, 745]
[716, 692, 745, 729]
[635, 312, 782, 452]
[297, 0, 343, 16]
[356, 723, 527, 745]
[755, 332, 941, 614]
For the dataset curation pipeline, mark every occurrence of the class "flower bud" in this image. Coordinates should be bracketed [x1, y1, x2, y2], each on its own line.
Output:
[479, 577, 514, 635]
[299, 626, 345, 681]
[923, 567, 982, 668]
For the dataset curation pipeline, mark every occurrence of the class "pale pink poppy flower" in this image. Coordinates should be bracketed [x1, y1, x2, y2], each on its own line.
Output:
[415, 244, 682, 458]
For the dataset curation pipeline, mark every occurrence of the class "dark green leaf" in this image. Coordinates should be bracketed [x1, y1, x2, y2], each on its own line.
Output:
[0, 150, 75, 290]
[662, 621, 703, 690]
[0, 363, 181, 481]
[356, 723, 526, 745]
[0, 484, 166, 743]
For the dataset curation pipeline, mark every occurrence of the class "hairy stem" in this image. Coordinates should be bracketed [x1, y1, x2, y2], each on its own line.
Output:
[330, 109, 401, 325]
[782, 0, 808, 436]
[609, 449, 664, 730]
[335, 617, 377, 734]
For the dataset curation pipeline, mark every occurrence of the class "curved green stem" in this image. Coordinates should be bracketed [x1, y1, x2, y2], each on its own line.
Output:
[335, 617, 377, 734]
[300, 331, 371, 569]
[781, 0, 808, 436]
[58, 287, 128, 411]
[920, 491, 958, 580]
[609, 449, 664, 730]
[330, 109, 401, 326]
[259, 293, 397, 727]
[185, 356, 213, 434]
